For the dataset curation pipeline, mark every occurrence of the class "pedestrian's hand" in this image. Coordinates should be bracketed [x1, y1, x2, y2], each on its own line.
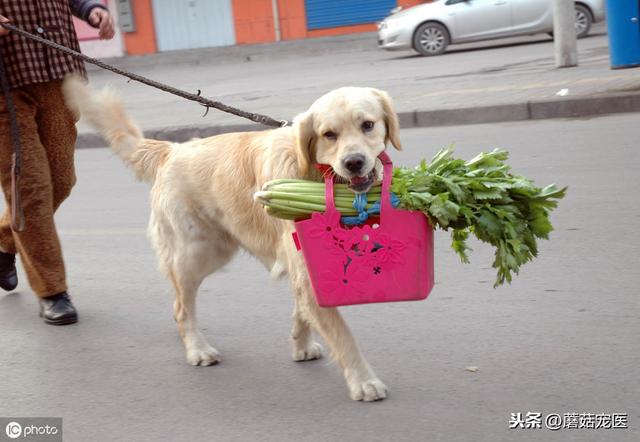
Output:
[0, 15, 10, 37]
[88, 8, 115, 40]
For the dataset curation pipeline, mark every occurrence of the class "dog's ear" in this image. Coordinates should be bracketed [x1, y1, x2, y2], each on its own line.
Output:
[293, 110, 315, 176]
[371, 89, 402, 151]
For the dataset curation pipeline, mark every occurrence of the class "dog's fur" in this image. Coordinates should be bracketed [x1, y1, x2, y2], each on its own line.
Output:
[63, 77, 401, 401]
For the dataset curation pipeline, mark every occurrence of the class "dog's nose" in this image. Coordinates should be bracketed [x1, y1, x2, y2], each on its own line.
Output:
[343, 154, 366, 174]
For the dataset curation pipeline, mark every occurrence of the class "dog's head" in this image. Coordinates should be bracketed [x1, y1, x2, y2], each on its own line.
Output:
[293, 87, 401, 192]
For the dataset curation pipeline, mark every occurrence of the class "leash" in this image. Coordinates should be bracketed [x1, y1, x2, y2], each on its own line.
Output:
[0, 51, 25, 232]
[0, 22, 290, 128]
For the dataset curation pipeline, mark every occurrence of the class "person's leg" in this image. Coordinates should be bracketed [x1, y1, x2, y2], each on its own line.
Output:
[0, 211, 16, 254]
[33, 81, 77, 211]
[0, 115, 17, 255]
[0, 90, 24, 292]
[0, 85, 68, 298]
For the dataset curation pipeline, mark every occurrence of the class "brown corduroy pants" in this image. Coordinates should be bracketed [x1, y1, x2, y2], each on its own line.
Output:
[0, 80, 77, 298]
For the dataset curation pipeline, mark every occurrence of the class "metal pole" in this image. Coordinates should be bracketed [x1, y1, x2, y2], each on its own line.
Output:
[552, 0, 578, 67]
[272, 0, 281, 42]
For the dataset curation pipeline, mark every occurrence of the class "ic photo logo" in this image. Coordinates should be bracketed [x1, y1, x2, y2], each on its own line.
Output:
[5, 422, 22, 439]
[2, 419, 61, 441]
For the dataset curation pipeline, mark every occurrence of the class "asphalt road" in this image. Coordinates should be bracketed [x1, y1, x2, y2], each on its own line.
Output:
[1, 114, 638, 442]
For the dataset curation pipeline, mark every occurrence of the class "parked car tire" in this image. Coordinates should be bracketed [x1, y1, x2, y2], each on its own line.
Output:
[413, 22, 449, 56]
[547, 5, 592, 39]
[575, 4, 592, 38]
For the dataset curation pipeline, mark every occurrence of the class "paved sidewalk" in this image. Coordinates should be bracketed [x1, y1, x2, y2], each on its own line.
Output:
[79, 24, 640, 146]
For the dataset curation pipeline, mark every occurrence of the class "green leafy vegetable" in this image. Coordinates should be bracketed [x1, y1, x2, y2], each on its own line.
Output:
[254, 147, 566, 287]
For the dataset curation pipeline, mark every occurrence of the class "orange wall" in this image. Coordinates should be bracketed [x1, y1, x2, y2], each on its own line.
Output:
[233, 0, 307, 43]
[308, 23, 377, 38]
[123, 0, 157, 55]
[232, 0, 276, 44]
[277, 0, 307, 40]
[398, 0, 430, 8]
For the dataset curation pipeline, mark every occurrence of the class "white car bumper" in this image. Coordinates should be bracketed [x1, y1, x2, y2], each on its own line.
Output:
[377, 25, 413, 51]
[591, 3, 606, 22]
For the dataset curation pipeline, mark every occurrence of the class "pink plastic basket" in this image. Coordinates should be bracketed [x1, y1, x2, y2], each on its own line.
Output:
[293, 152, 434, 307]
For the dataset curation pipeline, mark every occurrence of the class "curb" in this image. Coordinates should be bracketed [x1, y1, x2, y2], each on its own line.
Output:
[76, 91, 640, 148]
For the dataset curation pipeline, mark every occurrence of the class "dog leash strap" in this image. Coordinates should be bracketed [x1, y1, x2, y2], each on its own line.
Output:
[0, 22, 290, 128]
[0, 50, 25, 232]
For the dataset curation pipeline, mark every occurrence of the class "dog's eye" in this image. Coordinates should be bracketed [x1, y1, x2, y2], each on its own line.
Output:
[323, 131, 337, 140]
[362, 121, 375, 132]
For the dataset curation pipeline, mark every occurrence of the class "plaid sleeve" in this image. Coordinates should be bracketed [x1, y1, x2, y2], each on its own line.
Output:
[68, 0, 108, 25]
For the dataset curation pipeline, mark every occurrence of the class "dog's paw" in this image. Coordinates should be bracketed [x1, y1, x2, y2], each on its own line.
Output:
[292, 341, 323, 362]
[186, 344, 221, 367]
[349, 378, 388, 402]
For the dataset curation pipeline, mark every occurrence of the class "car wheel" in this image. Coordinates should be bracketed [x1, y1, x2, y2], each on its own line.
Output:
[575, 4, 591, 39]
[413, 22, 449, 56]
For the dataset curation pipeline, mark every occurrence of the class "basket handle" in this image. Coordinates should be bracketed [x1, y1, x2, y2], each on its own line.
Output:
[377, 151, 394, 217]
[322, 151, 393, 217]
[323, 167, 338, 215]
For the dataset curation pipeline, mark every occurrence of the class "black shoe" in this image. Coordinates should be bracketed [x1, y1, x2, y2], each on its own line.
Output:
[39, 292, 78, 325]
[0, 250, 18, 291]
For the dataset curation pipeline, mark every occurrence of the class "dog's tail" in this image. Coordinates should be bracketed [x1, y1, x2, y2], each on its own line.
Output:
[63, 75, 170, 182]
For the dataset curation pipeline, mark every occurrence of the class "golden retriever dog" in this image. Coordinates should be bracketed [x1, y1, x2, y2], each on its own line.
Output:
[63, 77, 402, 401]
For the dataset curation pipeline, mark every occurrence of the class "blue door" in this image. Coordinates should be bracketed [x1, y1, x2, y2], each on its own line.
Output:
[305, 0, 396, 30]
[606, 0, 640, 68]
[152, 0, 236, 51]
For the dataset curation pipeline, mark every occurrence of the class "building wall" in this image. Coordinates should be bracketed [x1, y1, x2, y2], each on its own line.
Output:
[305, 0, 396, 30]
[151, 0, 235, 52]
[232, 0, 276, 44]
[108, 0, 432, 55]
[249, 0, 432, 41]
[278, 0, 307, 40]
[122, 0, 157, 55]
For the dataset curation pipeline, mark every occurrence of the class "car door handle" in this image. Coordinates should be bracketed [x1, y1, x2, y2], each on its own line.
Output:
[495, 1, 507, 4]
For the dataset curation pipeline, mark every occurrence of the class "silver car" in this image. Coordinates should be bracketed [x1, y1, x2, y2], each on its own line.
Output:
[378, 0, 605, 56]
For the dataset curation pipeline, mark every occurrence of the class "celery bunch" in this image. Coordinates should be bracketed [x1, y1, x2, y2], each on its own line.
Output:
[254, 147, 566, 286]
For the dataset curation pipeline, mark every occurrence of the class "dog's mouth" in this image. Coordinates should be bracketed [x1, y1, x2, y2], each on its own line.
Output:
[347, 170, 376, 193]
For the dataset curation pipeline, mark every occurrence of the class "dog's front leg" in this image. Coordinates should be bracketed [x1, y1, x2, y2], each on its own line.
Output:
[291, 274, 387, 402]
[290, 300, 323, 362]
